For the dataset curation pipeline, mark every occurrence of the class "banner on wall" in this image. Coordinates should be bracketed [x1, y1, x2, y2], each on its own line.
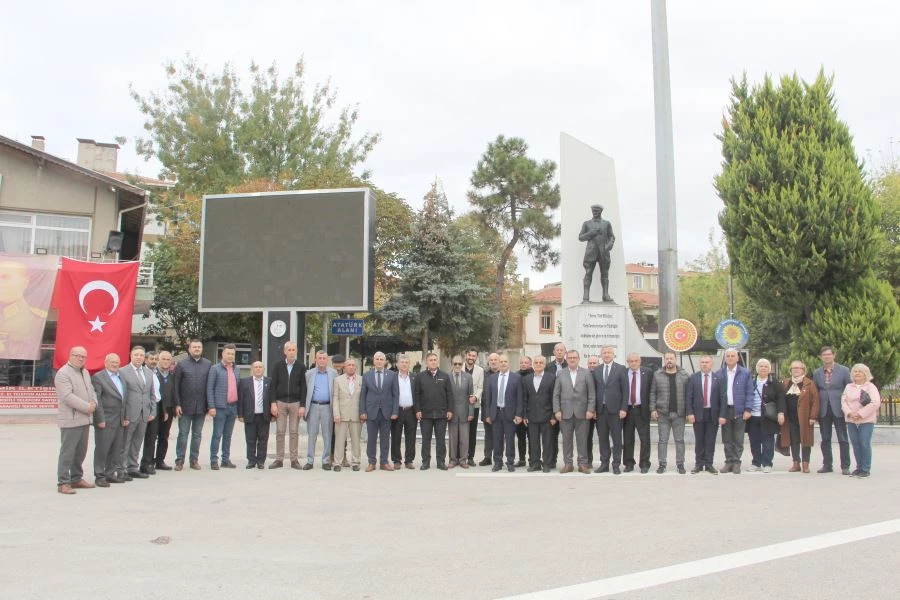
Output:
[0, 253, 58, 360]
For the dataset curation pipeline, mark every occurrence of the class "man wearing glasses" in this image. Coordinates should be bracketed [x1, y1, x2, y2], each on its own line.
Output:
[55, 346, 97, 494]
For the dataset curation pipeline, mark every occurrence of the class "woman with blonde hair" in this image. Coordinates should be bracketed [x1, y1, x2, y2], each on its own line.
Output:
[841, 364, 881, 478]
[778, 361, 819, 473]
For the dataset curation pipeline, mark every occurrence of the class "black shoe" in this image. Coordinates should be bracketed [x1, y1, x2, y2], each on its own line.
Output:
[147, 465, 157, 475]
[95, 479, 110, 488]
[595, 464, 610, 473]
[612, 466, 621, 475]
[106, 475, 124, 484]
[394, 462, 402, 470]
[322, 464, 332, 471]
[222, 460, 237, 469]
[257, 463, 264, 469]
[507, 465, 515, 472]
[437, 463, 447, 471]
[677, 465, 686, 475]
[542, 466, 552, 473]
[640, 467, 650, 474]
[155, 461, 173, 471]
[623, 465, 635, 473]
[269, 460, 284, 469]
[656, 466, 666, 474]
[291, 460, 302, 470]
[841, 468, 851, 475]
[705, 466, 719, 475]
[245, 463, 256, 469]
[514, 460, 526, 467]
[478, 458, 492, 466]
[857, 471, 870, 478]
[467, 459, 476, 467]
[333, 466, 341, 472]
[527, 465, 539, 472]
[302, 463, 313, 471]
[420, 464, 430, 470]
[139, 465, 153, 475]
[210, 462, 219, 470]
[122, 473, 134, 481]
[352, 465, 360, 472]
[174, 461, 184, 471]
[691, 466, 702, 474]
[492, 464, 502, 472]
[128, 470, 149, 479]
[817, 465, 833, 473]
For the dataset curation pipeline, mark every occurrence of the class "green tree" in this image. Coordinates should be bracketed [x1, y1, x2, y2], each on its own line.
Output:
[468, 135, 560, 351]
[377, 182, 492, 354]
[869, 159, 900, 302]
[629, 297, 650, 334]
[715, 70, 900, 383]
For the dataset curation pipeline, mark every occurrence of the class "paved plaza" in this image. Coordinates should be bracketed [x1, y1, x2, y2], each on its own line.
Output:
[2, 423, 899, 599]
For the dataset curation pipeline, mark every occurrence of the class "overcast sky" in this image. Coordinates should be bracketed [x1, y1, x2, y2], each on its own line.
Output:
[2, 1, 897, 289]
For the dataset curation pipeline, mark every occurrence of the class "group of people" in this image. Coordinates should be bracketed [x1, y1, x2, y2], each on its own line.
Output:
[55, 339, 883, 494]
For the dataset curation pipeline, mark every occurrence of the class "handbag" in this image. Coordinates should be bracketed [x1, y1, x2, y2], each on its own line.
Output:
[763, 401, 779, 421]
[860, 389, 872, 407]
[775, 433, 791, 456]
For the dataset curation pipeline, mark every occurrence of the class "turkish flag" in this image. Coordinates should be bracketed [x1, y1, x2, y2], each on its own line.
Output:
[52, 259, 139, 372]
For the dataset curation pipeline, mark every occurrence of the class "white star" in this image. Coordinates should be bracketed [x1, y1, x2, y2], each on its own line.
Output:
[88, 315, 106, 332]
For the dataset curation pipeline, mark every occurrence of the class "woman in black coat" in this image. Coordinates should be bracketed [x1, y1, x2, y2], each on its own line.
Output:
[747, 358, 785, 472]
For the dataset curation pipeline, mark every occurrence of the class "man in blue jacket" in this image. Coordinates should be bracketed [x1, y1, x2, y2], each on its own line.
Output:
[716, 348, 753, 474]
[206, 343, 241, 470]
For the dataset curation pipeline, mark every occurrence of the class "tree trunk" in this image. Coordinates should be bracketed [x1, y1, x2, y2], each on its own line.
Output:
[421, 327, 429, 356]
[491, 231, 520, 351]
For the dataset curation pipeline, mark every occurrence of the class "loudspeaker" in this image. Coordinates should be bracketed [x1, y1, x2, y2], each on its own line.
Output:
[105, 231, 125, 253]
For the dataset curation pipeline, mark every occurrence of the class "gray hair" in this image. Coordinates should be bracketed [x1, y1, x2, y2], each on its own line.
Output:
[850, 363, 874, 382]
[755, 358, 771, 372]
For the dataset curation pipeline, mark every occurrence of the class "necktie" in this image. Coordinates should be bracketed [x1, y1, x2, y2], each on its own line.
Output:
[604, 364, 609, 383]
[377, 371, 382, 390]
[455, 372, 460, 388]
[630, 370, 637, 406]
[255, 378, 262, 404]
[498, 373, 507, 408]
[703, 374, 709, 408]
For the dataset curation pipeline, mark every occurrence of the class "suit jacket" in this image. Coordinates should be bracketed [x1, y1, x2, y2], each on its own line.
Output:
[206, 362, 241, 410]
[237, 376, 272, 422]
[92, 370, 125, 426]
[485, 370, 524, 422]
[305, 367, 338, 411]
[685, 370, 720, 422]
[812, 363, 852, 418]
[479, 369, 498, 415]
[594, 361, 629, 414]
[546, 360, 568, 374]
[715, 365, 754, 416]
[552, 366, 596, 419]
[333, 374, 362, 422]
[360, 369, 400, 420]
[269, 359, 306, 403]
[448, 370, 475, 423]
[623, 366, 653, 421]
[153, 369, 176, 409]
[413, 369, 453, 418]
[523, 371, 556, 423]
[119, 363, 157, 422]
[465, 364, 485, 404]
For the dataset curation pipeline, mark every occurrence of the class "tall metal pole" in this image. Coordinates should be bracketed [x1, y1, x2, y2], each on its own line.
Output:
[651, 0, 679, 329]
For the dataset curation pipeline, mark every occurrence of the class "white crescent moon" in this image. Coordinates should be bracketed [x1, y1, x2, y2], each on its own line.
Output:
[78, 280, 119, 315]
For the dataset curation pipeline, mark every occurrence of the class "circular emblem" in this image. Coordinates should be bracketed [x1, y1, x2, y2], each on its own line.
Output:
[714, 319, 749, 349]
[269, 319, 287, 338]
[663, 319, 698, 352]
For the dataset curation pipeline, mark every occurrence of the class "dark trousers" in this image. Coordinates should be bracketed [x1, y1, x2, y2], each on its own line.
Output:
[467, 407, 480, 460]
[367, 414, 392, 465]
[692, 411, 717, 468]
[819, 405, 850, 470]
[391, 407, 417, 464]
[527, 421, 551, 467]
[623, 406, 651, 469]
[787, 415, 811, 463]
[155, 406, 175, 464]
[420, 417, 447, 466]
[515, 422, 527, 462]
[586, 417, 595, 463]
[141, 413, 159, 468]
[596, 410, 623, 467]
[746, 416, 775, 467]
[720, 405, 746, 465]
[93, 418, 124, 480]
[492, 408, 517, 466]
[549, 420, 560, 465]
[244, 415, 270, 465]
[481, 413, 494, 461]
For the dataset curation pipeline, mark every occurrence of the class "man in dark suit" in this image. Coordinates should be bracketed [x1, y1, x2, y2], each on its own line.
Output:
[515, 356, 533, 466]
[593, 346, 628, 474]
[523, 355, 556, 473]
[544, 343, 568, 468]
[141, 351, 176, 471]
[812, 346, 852, 475]
[268, 341, 306, 469]
[686, 355, 720, 474]
[485, 354, 524, 472]
[238, 361, 273, 469]
[622, 352, 653, 473]
[91, 353, 127, 486]
[361, 351, 400, 471]
[477, 353, 500, 466]
[391, 354, 418, 469]
[414, 352, 453, 470]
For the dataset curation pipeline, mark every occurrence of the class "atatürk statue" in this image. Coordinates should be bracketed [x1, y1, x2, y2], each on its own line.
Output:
[578, 204, 615, 303]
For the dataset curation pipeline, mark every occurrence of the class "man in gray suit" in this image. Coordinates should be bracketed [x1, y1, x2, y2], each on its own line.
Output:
[447, 355, 475, 468]
[304, 350, 338, 470]
[91, 353, 127, 486]
[552, 350, 596, 474]
[119, 346, 157, 479]
[360, 351, 399, 471]
[813, 346, 852, 475]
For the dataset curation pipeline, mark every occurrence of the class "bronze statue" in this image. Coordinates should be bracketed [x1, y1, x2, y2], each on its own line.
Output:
[578, 204, 615, 303]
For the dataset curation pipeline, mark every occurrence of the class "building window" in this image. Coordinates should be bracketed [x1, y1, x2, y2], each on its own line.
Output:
[632, 275, 643, 290]
[0, 211, 91, 259]
[539, 307, 554, 333]
[649, 276, 656, 290]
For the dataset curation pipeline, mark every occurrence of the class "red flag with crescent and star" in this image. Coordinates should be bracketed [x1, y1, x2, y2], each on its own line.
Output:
[52, 258, 139, 372]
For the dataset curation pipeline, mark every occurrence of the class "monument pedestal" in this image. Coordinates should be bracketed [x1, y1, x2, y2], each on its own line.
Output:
[565, 302, 657, 360]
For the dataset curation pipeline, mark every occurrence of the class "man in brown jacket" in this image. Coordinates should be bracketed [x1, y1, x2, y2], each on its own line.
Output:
[55, 346, 98, 494]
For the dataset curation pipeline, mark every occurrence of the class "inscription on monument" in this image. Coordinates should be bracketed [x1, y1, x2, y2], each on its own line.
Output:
[566, 305, 626, 358]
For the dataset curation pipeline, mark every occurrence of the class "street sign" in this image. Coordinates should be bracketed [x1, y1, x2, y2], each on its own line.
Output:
[331, 318, 364, 336]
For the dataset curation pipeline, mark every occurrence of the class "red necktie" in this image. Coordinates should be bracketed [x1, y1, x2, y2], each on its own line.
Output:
[630, 371, 636, 406]
[703, 374, 709, 409]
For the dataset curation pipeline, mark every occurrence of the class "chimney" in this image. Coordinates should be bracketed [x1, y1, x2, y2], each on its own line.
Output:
[76, 138, 119, 172]
[31, 135, 45, 152]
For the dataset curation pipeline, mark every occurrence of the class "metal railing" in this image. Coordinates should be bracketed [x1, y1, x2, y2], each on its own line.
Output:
[878, 392, 898, 425]
[137, 262, 154, 287]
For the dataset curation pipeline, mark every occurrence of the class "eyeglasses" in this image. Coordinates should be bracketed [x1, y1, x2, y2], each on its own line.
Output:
[71, 354, 87, 359]
[452, 362, 463, 366]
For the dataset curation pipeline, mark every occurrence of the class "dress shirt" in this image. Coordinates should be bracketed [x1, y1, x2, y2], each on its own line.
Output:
[630, 369, 641, 405]
[286, 359, 295, 376]
[133, 363, 146, 387]
[347, 375, 356, 395]
[151, 369, 161, 402]
[602, 362, 611, 383]
[108, 370, 124, 397]
[497, 372, 507, 408]
[376, 370, 383, 390]
[727, 368, 736, 406]
[533, 373, 542, 392]
[312, 370, 331, 402]
[398, 373, 413, 407]
[254, 377, 264, 413]
[569, 369, 578, 387]
[225, 363, 238, 404]
[703, 373, 711, 408]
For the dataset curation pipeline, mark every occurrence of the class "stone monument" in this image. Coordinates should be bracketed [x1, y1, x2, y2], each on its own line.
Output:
[560, 133, 660, 361]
